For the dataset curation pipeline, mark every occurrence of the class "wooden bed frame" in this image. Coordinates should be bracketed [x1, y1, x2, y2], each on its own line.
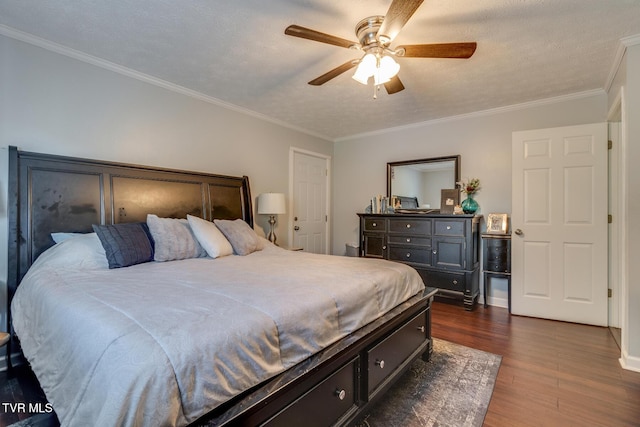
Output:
[6, 146, 437, 426]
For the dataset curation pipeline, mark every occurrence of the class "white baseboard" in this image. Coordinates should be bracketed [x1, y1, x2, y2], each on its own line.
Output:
[485, 295, 508, 309]
[620, 350, 640, 372]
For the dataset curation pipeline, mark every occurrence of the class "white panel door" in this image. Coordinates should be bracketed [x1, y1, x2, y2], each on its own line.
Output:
[511, 123, 608, 326]
[292, 150, 328, 254]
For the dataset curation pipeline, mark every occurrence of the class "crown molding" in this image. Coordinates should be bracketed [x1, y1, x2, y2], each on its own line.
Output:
[605, 34, 640, 93]
[335, 89, 605, 142]
[0, 25, 333, 142]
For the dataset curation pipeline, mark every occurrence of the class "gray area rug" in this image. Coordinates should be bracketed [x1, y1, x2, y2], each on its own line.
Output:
[358, 338, 502, 427]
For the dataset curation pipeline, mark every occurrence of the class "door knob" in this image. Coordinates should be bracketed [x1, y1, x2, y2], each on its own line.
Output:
[294, 226, 300, 231]
[515, 229, 523, 236]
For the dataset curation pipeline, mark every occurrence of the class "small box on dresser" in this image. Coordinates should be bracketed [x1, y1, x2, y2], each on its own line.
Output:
[358, 213, 481, 310]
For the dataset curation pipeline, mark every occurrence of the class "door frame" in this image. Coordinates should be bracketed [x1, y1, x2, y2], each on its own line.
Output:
[288, 147, 331, 254]
[607, 88, 629, 363]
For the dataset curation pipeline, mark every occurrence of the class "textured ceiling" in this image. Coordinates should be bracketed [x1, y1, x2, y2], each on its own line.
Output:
[1, 0, 640, 141]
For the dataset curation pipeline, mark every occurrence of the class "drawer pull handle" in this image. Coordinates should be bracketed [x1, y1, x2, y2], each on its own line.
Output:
[452, 280, 458, 285]
[375, 359, 385, 369]
[406, 224, 411, 228]
[417, 326, 425, 333]
[335, 389, 346, 400]
[406, 253, 411, 258]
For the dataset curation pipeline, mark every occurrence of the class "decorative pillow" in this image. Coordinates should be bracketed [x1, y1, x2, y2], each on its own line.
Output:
[146, 214, 207, 261]
[187, 215, 233, 259]
[92, 222, 155, 269]
[34, 232, 108, 270]
[214, 219, 261, 256]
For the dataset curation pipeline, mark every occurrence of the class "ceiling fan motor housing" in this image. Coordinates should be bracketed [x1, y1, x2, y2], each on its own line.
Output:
[356, 16, 388, 48]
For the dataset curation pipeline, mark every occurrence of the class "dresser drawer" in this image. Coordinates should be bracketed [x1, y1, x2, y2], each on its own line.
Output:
[485, 260, 510, 273]
[419, 270, 466, 293]
[388, 246, 431, 265]
[485, 248, 509, 262]
[433, 219, 465, 237]
[387, 235, 431, 246]
[364, 218, 386, 232]
[388, 218, 431, 235]
[265, 357, 358, 427]
[367, 310, 428, 396]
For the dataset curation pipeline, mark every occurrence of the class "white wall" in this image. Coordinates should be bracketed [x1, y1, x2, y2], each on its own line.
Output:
[0, 35, 332, 349]
[333, 92, 607, 307]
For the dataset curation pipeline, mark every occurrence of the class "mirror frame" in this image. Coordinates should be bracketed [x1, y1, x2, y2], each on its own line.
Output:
[387, 155, 461, 209]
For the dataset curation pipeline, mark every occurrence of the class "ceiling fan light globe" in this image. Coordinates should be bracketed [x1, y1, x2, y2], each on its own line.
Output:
[352, 53, 377, 85]
[352, 72, 370, 85]
[379, 55, 400, 79]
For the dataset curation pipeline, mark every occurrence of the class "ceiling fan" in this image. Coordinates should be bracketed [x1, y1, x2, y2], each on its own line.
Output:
[284, 0, 476, 96]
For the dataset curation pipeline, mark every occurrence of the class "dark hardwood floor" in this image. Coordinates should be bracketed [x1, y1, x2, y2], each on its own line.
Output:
[432, 301, 640, 427]
[1, 301, 639, 426]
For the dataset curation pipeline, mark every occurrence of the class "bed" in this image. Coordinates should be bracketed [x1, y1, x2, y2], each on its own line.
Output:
[7, 146, 437, 426]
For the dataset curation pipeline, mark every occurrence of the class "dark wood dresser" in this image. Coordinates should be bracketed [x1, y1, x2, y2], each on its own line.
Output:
[358, 213, 481, 310]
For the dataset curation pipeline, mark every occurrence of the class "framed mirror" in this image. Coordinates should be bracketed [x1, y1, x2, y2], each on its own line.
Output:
[387, 155, 460, 212]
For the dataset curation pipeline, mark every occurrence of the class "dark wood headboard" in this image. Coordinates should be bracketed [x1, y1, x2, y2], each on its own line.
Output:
[7, 146, 253, 303]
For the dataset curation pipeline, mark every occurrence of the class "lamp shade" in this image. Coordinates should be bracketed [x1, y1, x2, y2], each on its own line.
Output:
[258, 193, 286, 215]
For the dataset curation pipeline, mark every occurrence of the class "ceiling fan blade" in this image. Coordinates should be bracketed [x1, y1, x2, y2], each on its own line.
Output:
[384, 75, 405, 94]
[377, 0, 424, 43]
[397, 42, 477, 58]
[308, 60, 358, 86]
[285, 25, 358, 49]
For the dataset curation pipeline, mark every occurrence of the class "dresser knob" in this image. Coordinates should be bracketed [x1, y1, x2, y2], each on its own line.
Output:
[446, 225, 451, 230]
[452, 280, 458, 285]
[335, 389, 346, 400]
[406, 253, 411, 258]
[382, 245, 387, 250]
[375, 359, 385, 369]
[417, 326, 425, 333]
[372, 222, 377, 227]
[406, 238, 411, 243]
[406, 224, 411, 228]
[433, 250, 437, 255]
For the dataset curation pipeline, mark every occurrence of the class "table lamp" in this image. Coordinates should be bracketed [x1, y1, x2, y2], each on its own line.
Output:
[258, 193, 286, 245]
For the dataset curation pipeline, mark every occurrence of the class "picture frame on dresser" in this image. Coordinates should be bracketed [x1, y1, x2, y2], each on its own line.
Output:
[440, 189, 459, 214]
[486, 213, 508, 234]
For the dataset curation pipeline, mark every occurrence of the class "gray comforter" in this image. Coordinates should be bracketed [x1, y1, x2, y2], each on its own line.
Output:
[12, 243, 424, 427]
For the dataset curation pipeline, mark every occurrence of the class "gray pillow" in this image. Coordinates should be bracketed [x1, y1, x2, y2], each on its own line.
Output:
[146, 214, 206, 261]
[214, 219, 261, 256]
[92, 222, 154, 269]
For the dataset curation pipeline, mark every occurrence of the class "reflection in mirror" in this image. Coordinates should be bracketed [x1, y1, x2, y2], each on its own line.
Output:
[387, 155, 460, 212]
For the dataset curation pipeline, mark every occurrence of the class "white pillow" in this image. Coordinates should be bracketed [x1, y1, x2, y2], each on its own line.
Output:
[187, 215, 233, 259]
[34, 233, 108, 270]
[51, 232, 84, 244]
[146, 214, 207, 261]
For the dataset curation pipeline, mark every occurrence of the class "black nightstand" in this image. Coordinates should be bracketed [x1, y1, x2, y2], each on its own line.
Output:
[482, 233, 511, 312]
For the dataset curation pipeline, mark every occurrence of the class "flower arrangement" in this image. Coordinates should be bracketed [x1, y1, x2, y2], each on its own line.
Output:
[458, 178, 481, 195]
